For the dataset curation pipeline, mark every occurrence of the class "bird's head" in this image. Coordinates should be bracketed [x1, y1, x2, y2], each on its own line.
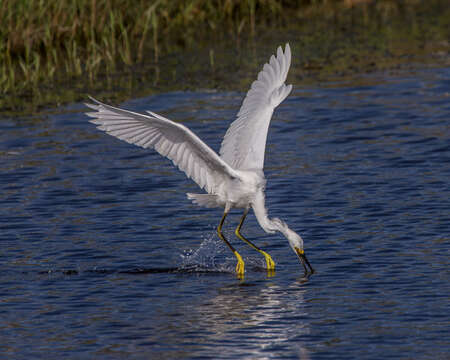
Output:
[274, 218, 314, 275]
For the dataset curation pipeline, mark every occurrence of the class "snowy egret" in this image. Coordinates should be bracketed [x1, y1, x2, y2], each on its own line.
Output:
[86, 43, 313, 277]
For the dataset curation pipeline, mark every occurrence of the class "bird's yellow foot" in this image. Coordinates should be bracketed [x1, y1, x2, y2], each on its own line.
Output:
[234, 251, 245, 277]
[260, 250, 276, 271]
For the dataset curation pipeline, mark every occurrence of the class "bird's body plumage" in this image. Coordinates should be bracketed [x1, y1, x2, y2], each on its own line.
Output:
[86, 44, 314, 277]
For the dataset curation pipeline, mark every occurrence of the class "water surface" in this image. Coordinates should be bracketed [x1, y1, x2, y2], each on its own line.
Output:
[1, 67, 449, 359]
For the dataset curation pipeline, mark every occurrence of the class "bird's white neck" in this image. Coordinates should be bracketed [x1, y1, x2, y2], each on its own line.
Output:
[252, 190, 304, 252]
[251, 191, 289, 235]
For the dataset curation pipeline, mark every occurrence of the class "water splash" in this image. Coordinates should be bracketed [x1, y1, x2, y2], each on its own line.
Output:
[180, 231, 226, 271]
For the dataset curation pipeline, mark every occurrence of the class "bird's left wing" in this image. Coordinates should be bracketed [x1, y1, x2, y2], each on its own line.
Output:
[220, 44, 292, 171]
[85, 97, 239, 193]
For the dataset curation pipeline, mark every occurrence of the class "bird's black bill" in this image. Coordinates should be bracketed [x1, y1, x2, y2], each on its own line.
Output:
[295, 248, 314, 275]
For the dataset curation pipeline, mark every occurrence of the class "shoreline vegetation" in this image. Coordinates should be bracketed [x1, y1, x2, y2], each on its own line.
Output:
[1, 0, 449, 115]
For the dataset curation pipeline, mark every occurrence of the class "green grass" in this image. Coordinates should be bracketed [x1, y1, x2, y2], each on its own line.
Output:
[0, 0, 288, 94]
[1, 0, 449, 114]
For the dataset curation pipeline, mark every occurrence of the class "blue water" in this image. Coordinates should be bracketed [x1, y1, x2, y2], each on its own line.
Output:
[1, 68, 449, 359]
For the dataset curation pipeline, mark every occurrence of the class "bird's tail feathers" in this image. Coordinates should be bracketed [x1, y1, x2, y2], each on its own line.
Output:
[187, 193, 220, 208]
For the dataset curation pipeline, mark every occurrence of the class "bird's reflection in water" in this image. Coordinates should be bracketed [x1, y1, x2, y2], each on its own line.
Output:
[170, 278, 312, 358]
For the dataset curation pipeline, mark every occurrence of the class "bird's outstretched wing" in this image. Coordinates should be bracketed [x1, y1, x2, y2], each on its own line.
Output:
[86, 97, 239, 193]
[219, 44, 292, 171]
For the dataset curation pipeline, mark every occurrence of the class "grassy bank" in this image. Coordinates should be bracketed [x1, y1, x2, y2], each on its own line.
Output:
[1, 0, 291, 93]
[1, 0, 449, 114]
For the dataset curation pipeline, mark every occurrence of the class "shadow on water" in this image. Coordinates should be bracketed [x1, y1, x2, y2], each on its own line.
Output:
[38, 264, 314, 280]
[40, 265, 228, 276]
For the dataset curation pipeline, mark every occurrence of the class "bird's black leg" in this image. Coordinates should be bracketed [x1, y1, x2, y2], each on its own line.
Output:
[235, 208, 276, 271]
[217, 210, 245, 277]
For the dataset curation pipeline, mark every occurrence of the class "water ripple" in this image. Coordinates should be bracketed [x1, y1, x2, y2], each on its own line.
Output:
[0, 68, 449, 359]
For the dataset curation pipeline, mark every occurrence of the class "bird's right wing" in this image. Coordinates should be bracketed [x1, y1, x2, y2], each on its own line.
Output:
[86, 97, 239, 194]
[220, 44, 292, 171]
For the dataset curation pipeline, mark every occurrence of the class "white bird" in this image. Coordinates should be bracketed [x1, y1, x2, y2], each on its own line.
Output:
[85, 44, 313, 277]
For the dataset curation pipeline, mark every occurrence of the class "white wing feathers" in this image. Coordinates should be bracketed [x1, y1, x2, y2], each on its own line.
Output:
[220, 43, 292, 171]
[85, 97, 238, 193]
